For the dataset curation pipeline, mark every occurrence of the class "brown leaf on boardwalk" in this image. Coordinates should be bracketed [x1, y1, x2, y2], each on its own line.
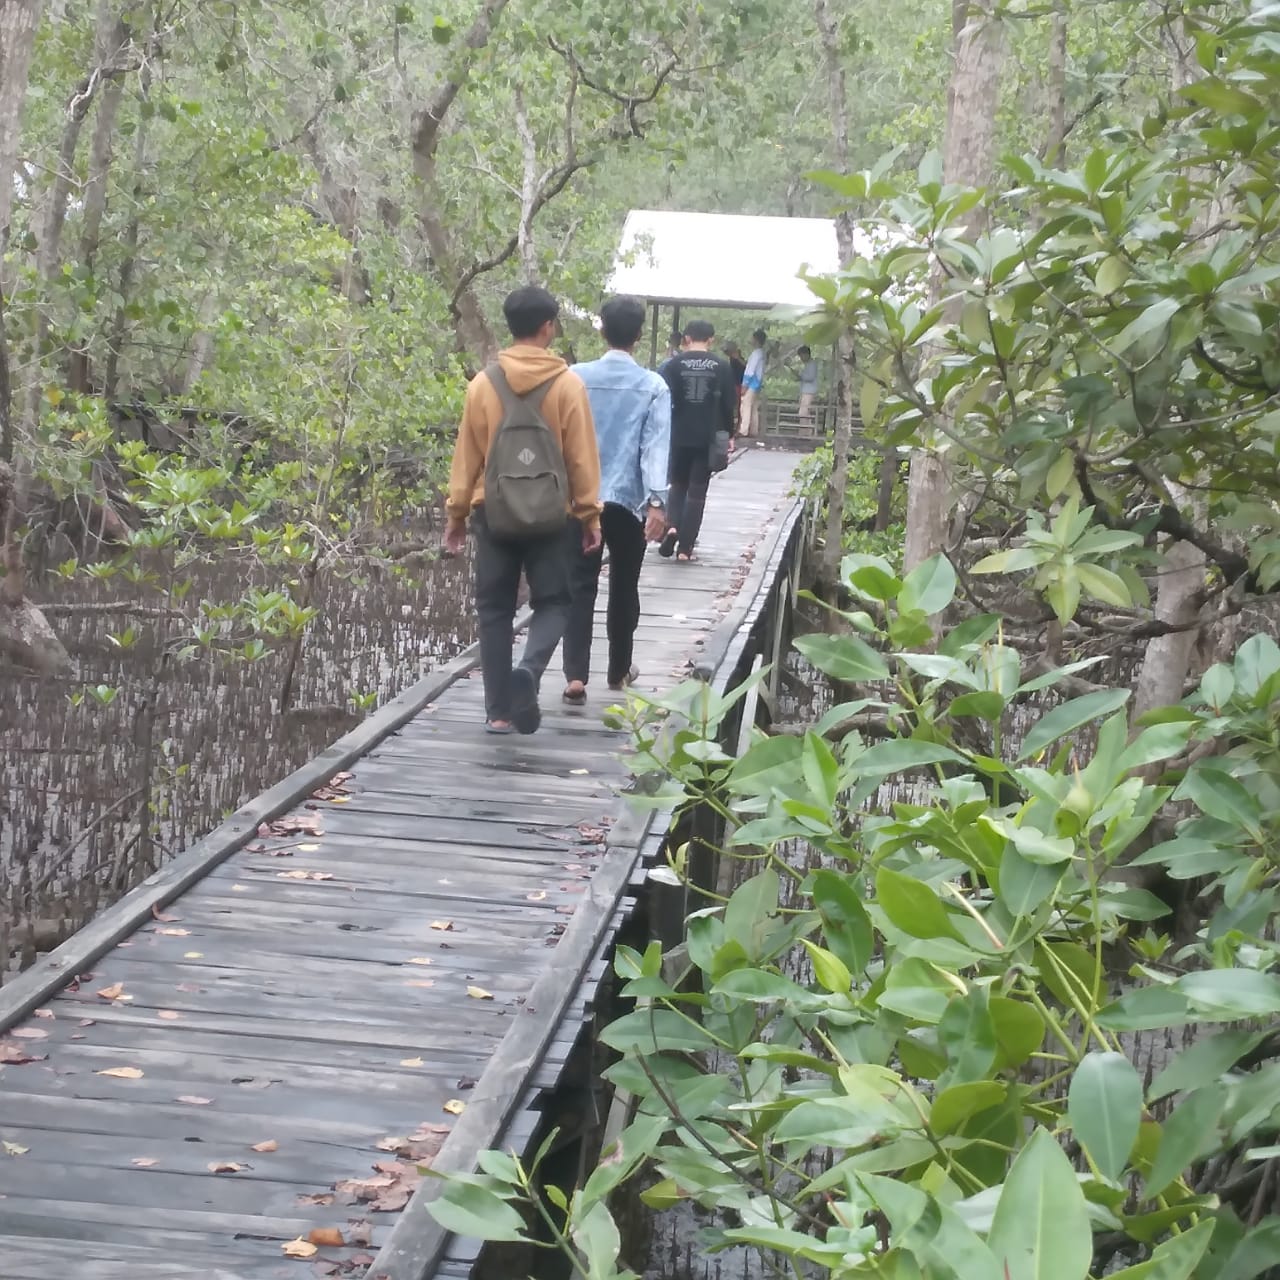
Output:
[97, 1066, 144, 1079]
[33, 1009, 53, 1020]
[157, 927, 190, 936]
[131, 1157, 158, 1168]
[207, 1160, 243, 1173]
[399, 1057, 425, 1068]
[347, 1220, 373, 1247]
[78, 1018, 94, 1027]
[466, 986, 494, 1001]
[307, 1227, 345, 1247]
[282, 1238, 318, 1259]
[176, 1095, 212, 1106]
[3, 1141, 28, 1156]
[251, 1139, 278, 1153]
[10, 1028, 47, 1040]
[157, 1010, 181, 1021]
[0, 1042, 46, 1065]
[96, 982, 125, 1001]
[406, 956, 432, 966]
[429, 920, 453, 931]
[261, 814, 323, 839]
[526, 890, 547, 902]
[443, 1099, 466, 1115]
[405, 979, 434, 988]
[296, 1192, 334, 1207]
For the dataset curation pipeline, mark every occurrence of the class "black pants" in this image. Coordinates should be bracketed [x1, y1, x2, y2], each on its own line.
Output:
[563, 503, 647, 687]
[472, 506, 575, 722]
[666, 443, 711, 555]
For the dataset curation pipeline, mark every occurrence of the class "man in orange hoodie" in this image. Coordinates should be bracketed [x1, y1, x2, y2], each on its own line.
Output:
[444, 286, 603, 735]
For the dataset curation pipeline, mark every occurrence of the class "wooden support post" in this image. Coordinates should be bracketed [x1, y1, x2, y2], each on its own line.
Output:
[648, 300, 659, 369]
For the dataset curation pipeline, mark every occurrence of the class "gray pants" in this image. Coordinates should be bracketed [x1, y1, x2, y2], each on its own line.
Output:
[472, 506, 574, 722]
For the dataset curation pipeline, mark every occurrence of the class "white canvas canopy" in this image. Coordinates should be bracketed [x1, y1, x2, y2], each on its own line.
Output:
[609, 209, 875, 311]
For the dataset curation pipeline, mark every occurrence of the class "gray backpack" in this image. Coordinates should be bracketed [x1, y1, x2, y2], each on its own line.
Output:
[482, 363, 570, 540]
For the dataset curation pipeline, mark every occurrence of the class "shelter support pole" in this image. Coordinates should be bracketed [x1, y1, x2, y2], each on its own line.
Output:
[672, 303, 681, 340]
[648, 301, 659, 369]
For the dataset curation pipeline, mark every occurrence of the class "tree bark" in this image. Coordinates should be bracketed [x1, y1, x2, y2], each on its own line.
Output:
[1131, 537, 1206, 725]
[0, 0, 42, 248]
[814, 0, 857, 593]
[411, 0, 510, 360]
[1042, 0, 1069, 165]
[903, 0, 1006, 573]
[513, 85, 540, 283]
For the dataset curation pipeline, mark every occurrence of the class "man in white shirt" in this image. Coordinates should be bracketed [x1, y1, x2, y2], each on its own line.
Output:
[740, 328, 767, 439]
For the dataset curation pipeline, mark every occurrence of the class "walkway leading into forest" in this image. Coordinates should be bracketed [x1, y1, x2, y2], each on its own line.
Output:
[0, 450, 804, 1280]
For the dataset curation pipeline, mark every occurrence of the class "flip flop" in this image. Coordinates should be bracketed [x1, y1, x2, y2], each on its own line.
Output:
[658, 529, 678, 559]
[485, 720, 513, 735]
[562, 684, 587, 705]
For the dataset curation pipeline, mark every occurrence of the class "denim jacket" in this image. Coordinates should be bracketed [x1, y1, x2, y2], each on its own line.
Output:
[572, 350, 671, 517]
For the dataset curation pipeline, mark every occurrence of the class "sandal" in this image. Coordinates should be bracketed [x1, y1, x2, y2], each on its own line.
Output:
[658, 529, 678, 559]
[485, 720, 513, 735]
[562, 682, 587, 706]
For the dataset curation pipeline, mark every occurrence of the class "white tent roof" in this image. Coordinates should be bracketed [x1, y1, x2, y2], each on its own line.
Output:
[609, 209, 870, 311]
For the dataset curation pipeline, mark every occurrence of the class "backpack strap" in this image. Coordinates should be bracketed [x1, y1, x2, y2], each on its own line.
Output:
[485, 362, 564, 415]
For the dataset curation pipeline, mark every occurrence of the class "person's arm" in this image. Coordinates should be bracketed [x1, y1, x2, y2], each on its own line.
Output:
[642, 379, 671, 504]
[559, 373, 602, 530]
[445, 375, 487, 525]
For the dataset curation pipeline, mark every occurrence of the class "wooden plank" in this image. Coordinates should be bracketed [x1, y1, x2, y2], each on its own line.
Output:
[0, 629, 524, 1032]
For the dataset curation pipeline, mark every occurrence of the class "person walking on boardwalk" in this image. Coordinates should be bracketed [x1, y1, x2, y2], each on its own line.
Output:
[659, 319, 736, 563]
[562, 296, 671, 705]
[739, 327, 767, 439]
[444, 285, 603, 736]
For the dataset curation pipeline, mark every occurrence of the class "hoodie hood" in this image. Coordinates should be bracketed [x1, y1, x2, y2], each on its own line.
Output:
[497, 345, 568, 395]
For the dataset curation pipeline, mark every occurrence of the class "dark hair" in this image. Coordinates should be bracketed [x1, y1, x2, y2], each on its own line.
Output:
[598, 295, 646, 349]
[752, 328, 767, 345]
[503, 285, 559, 339]
[798, 345, 812, 358]
[684, 319, 715, 342]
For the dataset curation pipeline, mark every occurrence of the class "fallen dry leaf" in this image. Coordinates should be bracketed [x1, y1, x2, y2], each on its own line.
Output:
[399, 1057, 425, 1068]
[156, 927, 190, 936]
[207, 1160, 243, 1174]
[0, 1042, 46, 1065]
[328, 796, 350, 805]
[405, 979, 435, 988]
[429, 920, 453, 932]
[443, 1099, 466, 1115]
[406, 956, 432, 966]
[130, 1157, 158, 1168]
[33, 1009, 53, 1020]
[307, 1226, 346, 1247]
[296, 1192, 334, 1206]
[276, 870, 334, 882]
[183, 952, 203, 960]
[232, 885, 248, 892]
[347, 1219, 373, 1247]
[250, 1139, 278, 1153]
[10, 1028, 47, 1040]
[151, 906, 181, 923]
[527, 890, 547, 902]
[176, 1095, 212, 1106]
[157, 1010, 181, 1021]
[298, 843, 320, 852]
[3, 1141, 28, 1157]
[569, 768, 589, 775]
[466, 986, 494, 1001]
[97, 1066, 144, 1080]
[282, 1237, 318, 1259]
[95, 982, 125, 1001]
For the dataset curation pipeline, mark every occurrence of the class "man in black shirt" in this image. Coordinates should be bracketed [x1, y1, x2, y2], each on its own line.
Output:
[659, 319, 737, 562]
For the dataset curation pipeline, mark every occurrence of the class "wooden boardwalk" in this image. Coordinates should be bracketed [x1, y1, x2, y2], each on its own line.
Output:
[0, 450, 802, 1280]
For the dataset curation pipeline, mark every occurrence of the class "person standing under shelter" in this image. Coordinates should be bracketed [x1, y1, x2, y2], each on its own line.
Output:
[740, 328, 767, 439]
[659, 319, 736, 563]
[797, 345, 819, 424]
[561, 295, 670, 704]
[444, 285, 602, 736]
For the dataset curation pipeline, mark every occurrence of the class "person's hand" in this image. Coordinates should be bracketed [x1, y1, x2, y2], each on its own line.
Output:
[644, 507, 666, 543]
[442, 519, 467, 556]
[582, 523, 603, 556]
